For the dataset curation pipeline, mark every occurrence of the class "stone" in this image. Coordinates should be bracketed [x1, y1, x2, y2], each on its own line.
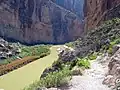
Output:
[58, 46, 77, 62]
[72, 66, 84, 75]
[37, 87, 47, 90]
[112, 45, 120, 55]
[0, 38, 20, 60]
[103, 45, 120, 89]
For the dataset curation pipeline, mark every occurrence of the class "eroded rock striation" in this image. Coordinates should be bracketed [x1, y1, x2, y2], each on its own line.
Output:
[84, 0, 120, 30]
[0, 0, 84, 44]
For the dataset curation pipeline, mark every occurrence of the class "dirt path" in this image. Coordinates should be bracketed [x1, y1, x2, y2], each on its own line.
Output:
[0, 46, 58, 90]
[68, 57, 111, 90]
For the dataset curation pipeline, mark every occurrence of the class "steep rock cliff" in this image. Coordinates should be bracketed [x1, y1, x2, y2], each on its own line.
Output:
[0, 0, 84, 44]
[84, 0, 120, 30]
[54, 0, 84, 20]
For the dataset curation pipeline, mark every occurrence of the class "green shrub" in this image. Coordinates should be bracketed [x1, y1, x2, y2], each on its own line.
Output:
[52, 59, 78, 70]
[24, 67, 72, 90]
[65, 39, 81, 48]
[69, 60, 78, 70]
[0, 45, 50, 65]
[88, 52, 97, 60]
[110, 38, 120, 46]
[19, 45, 50, 58]
[65, 42, 74, 48]
[108, 47, 113, 54]
[77, 58, 90, 69]
[108, 38, 120, 54]
[52, 60, 64, 70]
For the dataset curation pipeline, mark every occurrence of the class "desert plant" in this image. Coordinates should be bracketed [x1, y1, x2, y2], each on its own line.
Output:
[108, 38, 120, 54]
[88, 52, 98, 60]
[0, 45, 50, 65]
[77, 58, 90, 69]
[23, 67, 72, 90]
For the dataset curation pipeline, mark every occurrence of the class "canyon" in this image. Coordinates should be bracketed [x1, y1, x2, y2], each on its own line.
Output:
[0, 0, 120, 44]
[0, 0, 84, 44]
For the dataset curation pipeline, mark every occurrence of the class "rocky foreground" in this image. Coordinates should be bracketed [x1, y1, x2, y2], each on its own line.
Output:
[0, 38, 20, 60]
[67, 59, 110, 90]
[103, 44, 120, 90]
[40, 44, 120, 90]
[68, 44, 120, 90]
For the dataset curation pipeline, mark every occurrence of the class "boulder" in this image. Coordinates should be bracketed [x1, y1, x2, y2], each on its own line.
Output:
[58, 46, 77, 62]
[71, 66, 84, 75]
[41, 46, 77, 79]
[0, 38, 20, 60]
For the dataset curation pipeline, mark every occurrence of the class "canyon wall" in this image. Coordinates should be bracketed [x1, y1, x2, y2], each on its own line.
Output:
[1, 0, 120, 44]
[0, 0, 84, 44]
[84, 0, 120, 30]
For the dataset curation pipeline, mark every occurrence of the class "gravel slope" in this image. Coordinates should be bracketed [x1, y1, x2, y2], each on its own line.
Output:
[67, 57, 111, 90]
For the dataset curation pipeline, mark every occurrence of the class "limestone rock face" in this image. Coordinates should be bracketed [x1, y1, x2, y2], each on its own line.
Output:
[84, 0, 120, 30]
[0, 0, 84, 44]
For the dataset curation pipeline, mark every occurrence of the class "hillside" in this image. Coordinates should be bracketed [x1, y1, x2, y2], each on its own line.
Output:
[84, 0, 120, 30]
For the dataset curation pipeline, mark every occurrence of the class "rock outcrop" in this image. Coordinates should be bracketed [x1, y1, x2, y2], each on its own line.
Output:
[103, 45, 120, 90]
[0, 0, 84, 44]
[84, 0, 120, 30]
[58, 45, 76, 62]
[74, 19, 120, 57]
[0, 38, 20, 60]
[41, 45, 77, 78]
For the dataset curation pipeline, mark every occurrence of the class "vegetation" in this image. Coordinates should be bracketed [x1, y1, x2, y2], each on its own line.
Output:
[23, 67, 71, 90]
[88, 52, 98, 60]
[23, 18, 120, 90]
[65, 39, 81, 48]
[25, 56, 91, 90]
[0, 45, 50, 65]
[22, 18, 120, 90]
[19, 45, 50, 57]
[108, 38, 120, 54]
[0, 44, 51, 76]
[77, 58, 90, 69]
[0, 47, 58, 90]
[65, 42, 75, 48]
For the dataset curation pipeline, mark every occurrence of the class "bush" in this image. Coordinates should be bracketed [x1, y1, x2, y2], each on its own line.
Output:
[88, 52, 97, 60]
[68, 60, 78, 70]
[77, 58, 90, 69]
[52, 60, 64, 70]
[19, 45, 50, 58]
[0, 45, 50, 65]
[24, 67, 72, 90]
[108, 38, 120, 54]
